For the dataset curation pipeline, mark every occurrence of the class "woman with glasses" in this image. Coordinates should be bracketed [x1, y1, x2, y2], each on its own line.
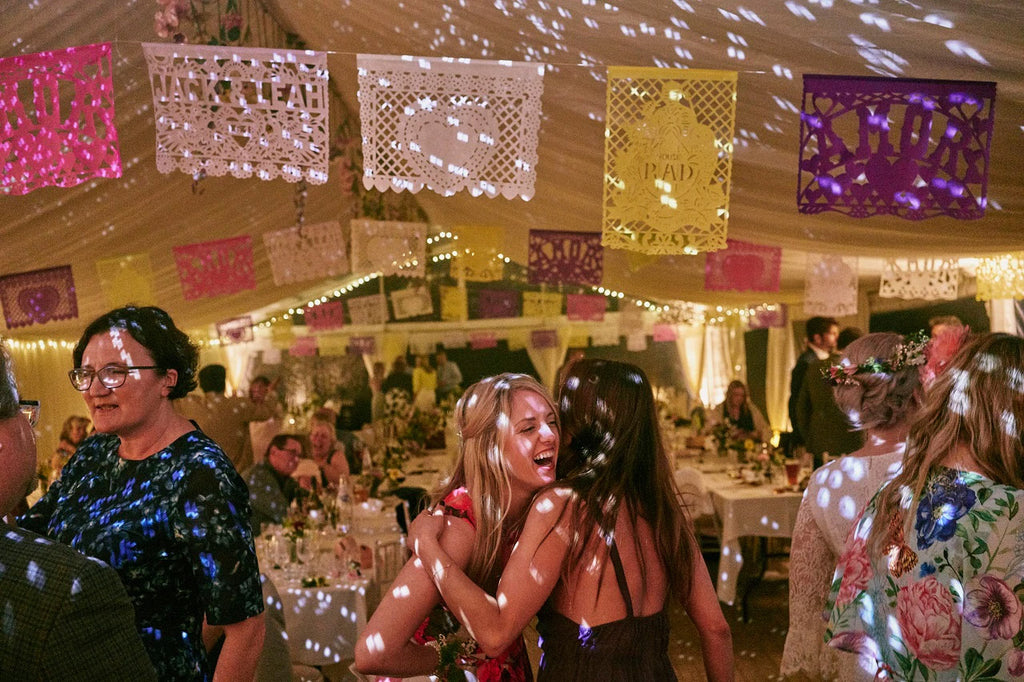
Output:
[20, 306, 265, 681]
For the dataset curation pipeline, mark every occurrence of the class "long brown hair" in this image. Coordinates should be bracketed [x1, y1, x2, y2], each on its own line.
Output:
[556, 359, 697, 600]
[867, 333, 1024, 556]
[433, 373, 557, 588]
[833, 332, 923, 432]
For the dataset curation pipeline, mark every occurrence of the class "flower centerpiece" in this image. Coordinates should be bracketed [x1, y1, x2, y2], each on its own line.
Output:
[748, 443, 786, 482]
[359, 388, 455, 497]
[711, 423, 760, 463]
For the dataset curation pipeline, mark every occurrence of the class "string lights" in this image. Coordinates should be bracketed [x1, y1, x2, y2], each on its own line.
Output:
[229, 227, 782, 341]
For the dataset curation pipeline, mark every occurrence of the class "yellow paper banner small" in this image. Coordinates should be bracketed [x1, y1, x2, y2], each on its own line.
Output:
[270, 322, 295, 349]
[567, 331, 589, 348]
[976, 254, 1024, 301]
[506, 329, 527, 351]
[451, 226, 504, 282]
[603, 67, 737, 255]
[522, 291, 563, 318]
[317, 335, 349, 356]
[96, 253, 155, 308]
[440, 285, 468, 321]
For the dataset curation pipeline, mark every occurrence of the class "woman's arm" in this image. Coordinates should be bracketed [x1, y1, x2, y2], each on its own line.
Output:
[682, 543, 733, 682]
[354, 514, 476, 676]
[409, 488, 572, 657]
[781, 490, 839, 678]
[212, 612, 265, 682]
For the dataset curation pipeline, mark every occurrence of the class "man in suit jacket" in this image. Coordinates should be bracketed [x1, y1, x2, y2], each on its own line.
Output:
[0, 345, 156, 680]
[788, 316, 839, 451]
[794, 327, 866, 468]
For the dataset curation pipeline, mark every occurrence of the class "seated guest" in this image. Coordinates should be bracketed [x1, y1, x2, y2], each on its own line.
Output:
[244, 434, 308, 529]
[308, 409, 350, 490]
[703, 379, 771, 443]
[782, 332, 932, 680]
[50, 414, 90, 481]
[0, 344, 156, 680]
[826, 333, 1024, 679]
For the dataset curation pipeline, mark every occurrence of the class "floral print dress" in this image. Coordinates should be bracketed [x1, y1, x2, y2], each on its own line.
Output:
[20, 430, 264, 681]
[826, 467, 1024, 680]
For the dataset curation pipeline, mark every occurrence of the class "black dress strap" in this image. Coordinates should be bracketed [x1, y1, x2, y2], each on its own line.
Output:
[607, 540, 634, 618]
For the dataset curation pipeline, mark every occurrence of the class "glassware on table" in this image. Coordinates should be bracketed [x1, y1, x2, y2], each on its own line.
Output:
[784, 460, 801, 488]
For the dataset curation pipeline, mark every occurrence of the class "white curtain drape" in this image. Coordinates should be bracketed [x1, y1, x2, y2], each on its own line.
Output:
[701, 321, 745, 409]
[766, 324, 797, 436]
[8, 342, 81, 462]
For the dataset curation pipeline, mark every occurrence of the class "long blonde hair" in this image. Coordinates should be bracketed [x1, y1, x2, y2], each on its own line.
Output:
[867, 333, 1024, 556]
[433, 373, 557, 587]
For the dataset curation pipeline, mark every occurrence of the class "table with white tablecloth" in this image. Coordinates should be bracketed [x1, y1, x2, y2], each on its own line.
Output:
[675, 458, 803, 605]
[266, 570, 370, 667]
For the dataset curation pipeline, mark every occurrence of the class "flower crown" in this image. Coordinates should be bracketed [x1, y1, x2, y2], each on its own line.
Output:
[823, 331, 930, 386]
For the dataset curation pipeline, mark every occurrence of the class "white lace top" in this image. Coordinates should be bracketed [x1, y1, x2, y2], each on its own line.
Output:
[781, 452, 903, 681]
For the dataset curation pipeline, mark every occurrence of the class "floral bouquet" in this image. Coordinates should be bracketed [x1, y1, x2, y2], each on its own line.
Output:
[711, 423, 760, 462]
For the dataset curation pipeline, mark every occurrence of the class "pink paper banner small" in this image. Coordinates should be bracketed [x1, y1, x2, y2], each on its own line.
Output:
[704, 239, 781, 293]
[477, 289, 520, 319]
[173, 235, 256, 301]
[748, 305, 788, 330]
[652, 324, 676, 342]
[289, 336, 318, 357]
[306, 300, 346, 332]
[1, 43, 121, 196]
[0, 265, 78, 329]
[349, 336, 376, 355]
[799, 75, 996, 219]
[566, 294, 606, 322]
[469, 331, 498, 349]
[216, 316, 253, 345]
[528, 230, 604, 287]
[531, 329, 558, 349]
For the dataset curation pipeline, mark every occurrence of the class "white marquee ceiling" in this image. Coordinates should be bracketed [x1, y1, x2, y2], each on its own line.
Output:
[1, 0, 1022, 340]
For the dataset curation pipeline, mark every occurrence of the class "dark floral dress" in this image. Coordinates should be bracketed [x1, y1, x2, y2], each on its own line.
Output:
[414, 486, 533, 682]
[20, 430, 264, 681]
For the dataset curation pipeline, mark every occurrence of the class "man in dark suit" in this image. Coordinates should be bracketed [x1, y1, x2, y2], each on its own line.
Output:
[0, 345, 156, 680]
[794, 326, 865, 468]
[788, 315, 839, 453]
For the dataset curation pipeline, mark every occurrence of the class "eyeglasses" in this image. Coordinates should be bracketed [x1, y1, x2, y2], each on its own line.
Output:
[18, 400, 40, 428]
[68, 365, 161, 391]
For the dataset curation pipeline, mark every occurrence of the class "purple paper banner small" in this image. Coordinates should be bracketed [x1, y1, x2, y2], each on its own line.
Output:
[477, 289, 520, 319]
[566, 294, 606, 322]
[531, 329, 558, 349]
[349, 336, 376, 355]
[0, 265, 78, 329]
[528, 230, 604, 287]
[748, 305, 788, 330]
[704, 239, 781, 293]
[799, 74, 996, 220]
[306, 300, 345, 332]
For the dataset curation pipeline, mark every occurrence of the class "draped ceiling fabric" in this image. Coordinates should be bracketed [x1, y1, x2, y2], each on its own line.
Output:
[1, 0, 1024, 342]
